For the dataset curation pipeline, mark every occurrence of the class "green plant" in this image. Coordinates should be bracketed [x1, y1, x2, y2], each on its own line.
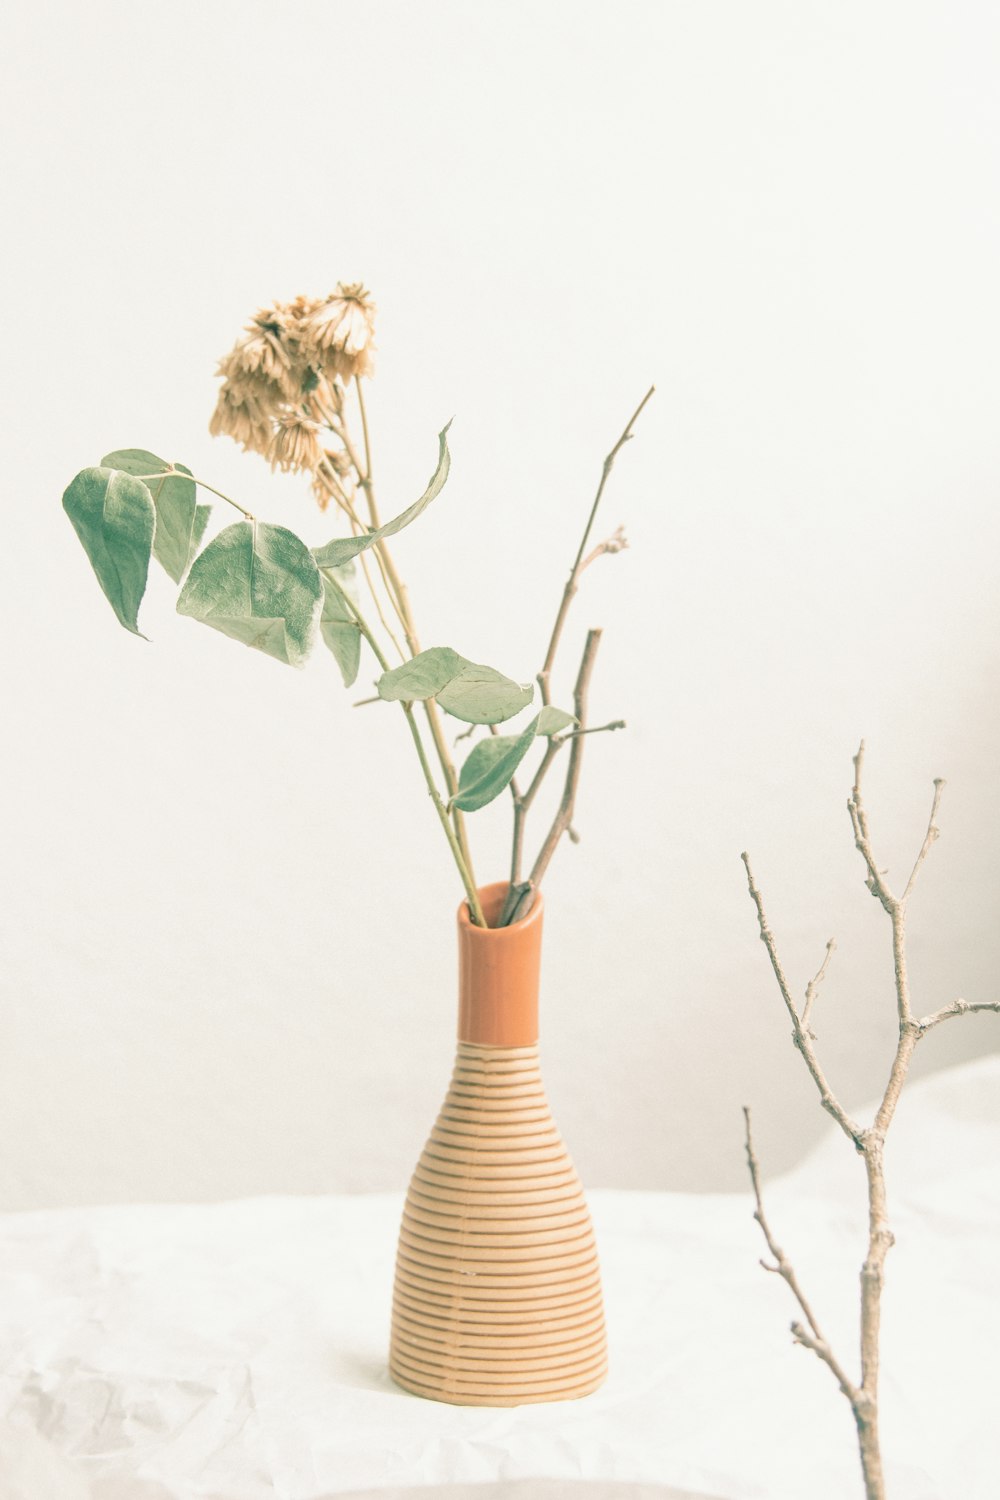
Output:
[62, 283, 652, 927]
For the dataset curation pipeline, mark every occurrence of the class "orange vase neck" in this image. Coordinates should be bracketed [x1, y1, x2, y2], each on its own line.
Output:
[457, 881, 544, 1045]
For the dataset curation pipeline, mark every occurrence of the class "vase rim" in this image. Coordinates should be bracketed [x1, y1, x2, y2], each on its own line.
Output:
[457, 880, 544, 934]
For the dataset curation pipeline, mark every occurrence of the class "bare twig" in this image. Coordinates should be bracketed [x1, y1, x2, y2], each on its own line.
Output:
[557, 718, 626, 742]
[537, 387, 654, 708]
[743, 746, 998, 1500]
[502, 628, 603, 926]
[802, 939, 836, 1032]
[915, 998, 1000, 1034]
[902, 777, 945, 903]
[741, 853, 862, 1149]
[499, 389, 651, 921]
[743, 1108, 857, 1401]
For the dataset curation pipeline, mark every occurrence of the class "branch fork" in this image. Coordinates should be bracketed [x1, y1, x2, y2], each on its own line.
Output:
[742, 743, 999, 1500]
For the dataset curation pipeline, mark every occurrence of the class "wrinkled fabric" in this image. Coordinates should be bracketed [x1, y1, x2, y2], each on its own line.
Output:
[1, 1057, 998, 1500]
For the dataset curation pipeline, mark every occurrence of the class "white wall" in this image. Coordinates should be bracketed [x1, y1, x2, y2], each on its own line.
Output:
[2, 0, 999, 1210]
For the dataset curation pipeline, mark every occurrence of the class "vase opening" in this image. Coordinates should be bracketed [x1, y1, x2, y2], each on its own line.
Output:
[457, 882, 544, 1047]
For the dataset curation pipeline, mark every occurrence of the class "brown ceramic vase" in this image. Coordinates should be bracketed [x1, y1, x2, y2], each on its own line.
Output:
[388, 881, 608, 1405]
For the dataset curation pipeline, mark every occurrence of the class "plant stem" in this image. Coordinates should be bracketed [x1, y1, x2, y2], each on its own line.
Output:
[321, 567, 486, 928]
[340, 388, 478, 897]
[502, 628, 603, 926]
[537, 385, 654, 707]
[130, 469, 255, 520]
[503, 389, 650, 917]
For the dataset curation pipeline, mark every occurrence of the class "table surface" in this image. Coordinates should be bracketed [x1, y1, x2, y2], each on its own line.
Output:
[2, 1055, 999, 1500]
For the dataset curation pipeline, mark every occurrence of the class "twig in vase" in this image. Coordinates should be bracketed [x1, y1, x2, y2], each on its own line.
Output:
[503, 627, 603, 927]
[498, 385, 654, 926]
[742, 743, 1000, 1500]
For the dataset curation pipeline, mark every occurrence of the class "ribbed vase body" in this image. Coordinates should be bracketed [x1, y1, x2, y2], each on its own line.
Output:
[389, 884, 607, 1406]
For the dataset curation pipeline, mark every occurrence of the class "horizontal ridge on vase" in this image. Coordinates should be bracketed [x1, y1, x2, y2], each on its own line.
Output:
[389, 881, 608, 1406]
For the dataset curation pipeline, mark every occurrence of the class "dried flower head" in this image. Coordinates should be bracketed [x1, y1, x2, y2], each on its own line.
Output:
[228, 308, 295, 388]
[208, 383, 274, 457]
[210, 286, 374, 480]
[267, 412, 323, 475]
[300, 368, 344, 426]
[300, 282, 377, 382]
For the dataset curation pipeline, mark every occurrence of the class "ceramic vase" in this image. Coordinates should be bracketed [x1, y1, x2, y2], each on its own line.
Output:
[389, 881, 608, 1405]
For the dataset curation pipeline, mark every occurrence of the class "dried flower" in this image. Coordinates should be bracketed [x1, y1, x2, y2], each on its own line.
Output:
[324, 447, 353, 477]
[301, 282, 377, 382]
[229, 309, 294, 387]
[209, 287, 374, 471]
[208, 384, 274, 457]
[267, 412, 323, 474]
[301, 369, 344, 426]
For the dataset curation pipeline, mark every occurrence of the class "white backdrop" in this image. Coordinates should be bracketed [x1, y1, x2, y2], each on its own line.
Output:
[2, 0, 999, 1211]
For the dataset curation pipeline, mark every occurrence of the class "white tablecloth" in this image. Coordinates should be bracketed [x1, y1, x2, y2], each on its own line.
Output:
[2, 1056, 999, 1500]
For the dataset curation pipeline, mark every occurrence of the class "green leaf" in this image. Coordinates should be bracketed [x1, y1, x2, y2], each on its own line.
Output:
[177, 521, 323, 667]
[313, 422, 452, 569]
[102, 448, 206, 583]
[376, 646, 465, 702]
[376, 646, 533, 724]
[436, 663, 534, 724]
[62, 466, 156, 636]
[535, 706, 577, 736]
[452, 722, 538, 812]
[317, 560, 362, 687]
[191, 504, 212, 558]
[452, 705, 576, 811]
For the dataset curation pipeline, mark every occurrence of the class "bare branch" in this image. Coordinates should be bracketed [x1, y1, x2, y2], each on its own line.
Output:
[743, 746, 995, 1500]
[537, 386, 654, 707]
[503, 629, 603, 925]
[557, 718, 626, 742]
[848, 741, 898, 914]
[916, 998, 1000, 1034]
[901, 778, 945, 903]
[503, 390, 650, 907]
[802, 938, 836, 1032]
[743, 1108, 857, 1401]
[740, 853, 801, 1021]
[741, 853, 863, 1147]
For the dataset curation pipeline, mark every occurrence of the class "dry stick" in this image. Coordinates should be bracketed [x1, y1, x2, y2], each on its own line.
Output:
[502, 387, 653, 921]
[743, 744, 1000, 1500]
[507, 721, 626, 894]
[743, 1107, 857, 1401]
[537, 386, 654, 709]
[802, 939, 836, 1033]
[502, 628, 603, 927]
[741, 853, 862, 1149]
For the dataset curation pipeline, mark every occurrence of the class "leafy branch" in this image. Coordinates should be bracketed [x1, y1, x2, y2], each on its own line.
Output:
[61, 289, 653, 928]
